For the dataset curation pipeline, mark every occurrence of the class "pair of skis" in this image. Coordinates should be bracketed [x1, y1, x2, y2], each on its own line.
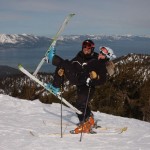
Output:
[18, 13, 82, 115]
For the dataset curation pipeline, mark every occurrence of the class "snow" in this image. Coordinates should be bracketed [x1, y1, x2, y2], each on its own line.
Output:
[0, 34, 39, 44]
[0, 94, 150, 150]
[0, 34, 18, 44]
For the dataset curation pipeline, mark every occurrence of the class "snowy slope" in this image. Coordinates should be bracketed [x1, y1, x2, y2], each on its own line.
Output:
[0, 94, 150, 150]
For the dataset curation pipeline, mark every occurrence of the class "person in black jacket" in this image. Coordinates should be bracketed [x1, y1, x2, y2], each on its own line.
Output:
[47, 40, 116, 133]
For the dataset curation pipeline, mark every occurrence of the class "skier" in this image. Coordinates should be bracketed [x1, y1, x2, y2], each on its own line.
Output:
[47, 39, 116, 134]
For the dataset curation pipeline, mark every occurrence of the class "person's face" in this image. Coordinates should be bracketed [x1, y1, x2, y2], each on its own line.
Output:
[82, 46, 92, 55]
[101, 47, 108, 54]
[98, 47, 109, 60]
[82, 42, 94, 55]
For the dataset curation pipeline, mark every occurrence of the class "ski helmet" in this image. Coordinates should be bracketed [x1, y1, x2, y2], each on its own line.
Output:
[99, 46, 116, 60]
[82, 39, 95, 52]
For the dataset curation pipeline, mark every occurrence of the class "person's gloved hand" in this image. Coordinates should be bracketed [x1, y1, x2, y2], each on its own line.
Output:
[86, 71, 100, 86]
[89, 71, 100, 80]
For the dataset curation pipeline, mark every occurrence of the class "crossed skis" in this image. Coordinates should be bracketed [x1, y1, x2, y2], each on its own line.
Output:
[18, 13, 82, 115]
[18, 13, 128, 137]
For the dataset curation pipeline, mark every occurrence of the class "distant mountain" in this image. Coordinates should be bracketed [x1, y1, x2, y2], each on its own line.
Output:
[59, 34, 150, 42]
[0, 34, 51, 48]
[1, 34, 150, 49]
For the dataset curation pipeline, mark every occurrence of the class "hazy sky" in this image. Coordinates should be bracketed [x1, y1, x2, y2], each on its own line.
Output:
[0, 0, 150, 36]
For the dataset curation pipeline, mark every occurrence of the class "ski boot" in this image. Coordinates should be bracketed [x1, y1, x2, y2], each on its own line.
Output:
[47, 46, 56, 63]
[76, 113, 95, 128]
[88, 113, 101, 129]
[46, 83, 60, 95]
[70, 115, 97, 134]
[88, 114, 95, 127]
[70, 120, 92, 134]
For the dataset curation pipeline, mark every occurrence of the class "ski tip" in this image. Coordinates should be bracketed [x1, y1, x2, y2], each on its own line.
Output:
[122, 127, 128, 131]
[18, 64, 22, 69]
[70, 13, 75, 16]
[69, 13, 75, 17]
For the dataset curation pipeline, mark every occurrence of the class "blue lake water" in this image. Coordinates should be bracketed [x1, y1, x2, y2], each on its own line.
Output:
[0, 44, 79, 73]
[0, 41, 150, 73]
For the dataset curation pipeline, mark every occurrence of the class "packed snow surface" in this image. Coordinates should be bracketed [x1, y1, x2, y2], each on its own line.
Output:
[0, 94, 150, 150]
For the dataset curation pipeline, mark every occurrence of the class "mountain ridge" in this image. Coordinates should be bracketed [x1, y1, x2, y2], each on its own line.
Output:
[1, 34, 150, 48]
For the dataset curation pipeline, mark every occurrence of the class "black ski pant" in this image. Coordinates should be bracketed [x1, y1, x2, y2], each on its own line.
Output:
[75, 85, 95, 122]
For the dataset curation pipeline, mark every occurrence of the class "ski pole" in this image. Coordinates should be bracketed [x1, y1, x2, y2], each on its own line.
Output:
[60, 91, 63, 138]
[79, 86, 91, 142]
[60, 74, 64, 138]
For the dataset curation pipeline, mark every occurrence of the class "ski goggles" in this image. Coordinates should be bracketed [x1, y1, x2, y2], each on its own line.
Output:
[99, 47, 111, 58]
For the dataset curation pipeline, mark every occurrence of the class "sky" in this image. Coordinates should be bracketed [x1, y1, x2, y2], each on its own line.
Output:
[0, 0, 150, 36]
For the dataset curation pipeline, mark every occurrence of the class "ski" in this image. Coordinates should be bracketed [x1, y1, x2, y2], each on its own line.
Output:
[92, 121, 127, 134]
[70, 126, 127, 135]
[29, 127, 127, 137]
[42, 118, 127, 134]
[18, 64, 82, 115]
[96, 126, 128, 134]
[33, 13, 75, 76]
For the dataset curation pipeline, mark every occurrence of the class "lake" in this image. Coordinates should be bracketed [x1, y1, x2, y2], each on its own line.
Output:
[0, 41, 150, 73]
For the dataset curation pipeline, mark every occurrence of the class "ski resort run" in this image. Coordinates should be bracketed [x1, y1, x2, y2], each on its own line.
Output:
[0, 94, 150, 150]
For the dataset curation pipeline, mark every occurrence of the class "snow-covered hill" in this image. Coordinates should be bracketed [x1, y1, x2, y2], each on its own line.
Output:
[0, 94, 150, 150]
[115, 53, 150, 82]
[1, 34, 150, 48]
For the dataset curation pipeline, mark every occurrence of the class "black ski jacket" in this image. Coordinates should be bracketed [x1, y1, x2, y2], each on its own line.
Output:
[71, 51, 98, 73]
[71, 51, 107, 86]
[86, 59, 108, 86]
